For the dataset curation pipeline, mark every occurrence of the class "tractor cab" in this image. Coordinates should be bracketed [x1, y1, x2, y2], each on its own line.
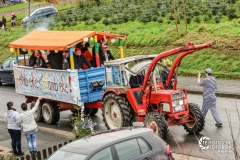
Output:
[103, 54, 157, 91]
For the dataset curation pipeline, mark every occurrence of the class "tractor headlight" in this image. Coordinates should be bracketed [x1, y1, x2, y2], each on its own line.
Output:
[171, 92, 185, 112]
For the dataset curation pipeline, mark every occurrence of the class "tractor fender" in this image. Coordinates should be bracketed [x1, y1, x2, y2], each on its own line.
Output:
[102, 89, 121, 99]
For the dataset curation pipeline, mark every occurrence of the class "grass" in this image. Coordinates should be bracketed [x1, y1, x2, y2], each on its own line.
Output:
[1, 1, 240, 79]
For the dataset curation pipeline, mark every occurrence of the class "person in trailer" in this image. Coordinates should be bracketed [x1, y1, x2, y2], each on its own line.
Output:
[74, 48, 92, 70]
[29, 50, 46, 68]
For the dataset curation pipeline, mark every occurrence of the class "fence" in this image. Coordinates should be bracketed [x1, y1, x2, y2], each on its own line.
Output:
[17, 140, 73, 160]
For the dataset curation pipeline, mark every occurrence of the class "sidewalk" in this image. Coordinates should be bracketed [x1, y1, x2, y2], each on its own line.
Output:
[0, 120, 69, 159]
[177, 76, 240, 99]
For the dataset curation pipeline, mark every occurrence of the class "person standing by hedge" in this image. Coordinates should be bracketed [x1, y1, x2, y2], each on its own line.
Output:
[11, 13, 17, 27]
[20, 97, 42, 154]
[198, 68, 222, 127]
[5, 101, 24, 156]
[2, 15, 6, 29]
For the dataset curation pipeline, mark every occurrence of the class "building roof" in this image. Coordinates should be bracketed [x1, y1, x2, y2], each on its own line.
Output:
[59, 128, 152, 155]
[9, 30, 127, 50]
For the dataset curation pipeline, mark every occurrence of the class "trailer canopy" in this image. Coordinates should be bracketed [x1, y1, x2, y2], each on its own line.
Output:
[9, 30, 127, 50]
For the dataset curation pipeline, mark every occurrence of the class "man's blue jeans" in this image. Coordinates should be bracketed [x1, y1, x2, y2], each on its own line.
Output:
[25, 133, 37, 152]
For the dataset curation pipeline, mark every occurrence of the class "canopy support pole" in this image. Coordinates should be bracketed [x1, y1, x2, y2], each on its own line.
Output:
[69, 48, 75, 69]
[94, 35, 100, 67]
[14, 48, 19, 63]
[119, 39, 124, 58]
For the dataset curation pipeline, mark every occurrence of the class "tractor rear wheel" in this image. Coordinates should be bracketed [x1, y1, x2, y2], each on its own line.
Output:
[102, 93, 132, 129]
[90, 108, 98, 116]
[144, 112, 169, 140]
[183, 103, 205, 134]
[30, 101, 44, 122]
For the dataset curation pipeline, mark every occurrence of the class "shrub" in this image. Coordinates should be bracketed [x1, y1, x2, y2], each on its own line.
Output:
[152, 15, 158, 22]
[186, 17, 192, 24]
[92, 12, 102, 22]
[157, 17, 164, 23]
[102, 18, 109, 25]
[168, 14, 175, 21]
[203, 15, 210, 22]
[214, 15, 220, 23]
[85, 19, 96, 25]
[194, 16, 201, 23]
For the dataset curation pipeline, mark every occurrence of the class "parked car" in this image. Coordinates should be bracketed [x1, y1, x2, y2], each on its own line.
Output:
[0, 57, 26, 85]
[21, 6, 58, 24]
[47, 128, 174, 160]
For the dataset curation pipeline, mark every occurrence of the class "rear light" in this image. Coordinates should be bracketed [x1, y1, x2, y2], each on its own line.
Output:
[166, 144, 174, 160]
[166, 144, 171, 155]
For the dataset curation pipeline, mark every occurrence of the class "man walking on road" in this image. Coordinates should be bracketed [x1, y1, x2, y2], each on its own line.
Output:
[20, 97, 42, 154]
[198, 68, 222, 127]
[5, 101, 24, 156]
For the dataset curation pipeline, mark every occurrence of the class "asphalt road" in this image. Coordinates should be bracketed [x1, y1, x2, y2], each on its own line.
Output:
[0, 84, 239, 159]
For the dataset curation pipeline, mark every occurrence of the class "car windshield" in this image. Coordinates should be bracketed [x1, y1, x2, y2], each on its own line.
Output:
[48, 150, 87, 160]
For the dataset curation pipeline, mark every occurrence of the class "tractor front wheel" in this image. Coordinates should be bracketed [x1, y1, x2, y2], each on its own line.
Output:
[102, 93, 132, 129]
[183, 103, 205, 134]
[144, 112, 169, 140]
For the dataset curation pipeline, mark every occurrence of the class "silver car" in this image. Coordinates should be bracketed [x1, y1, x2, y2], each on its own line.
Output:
[47, 128, 174, 160]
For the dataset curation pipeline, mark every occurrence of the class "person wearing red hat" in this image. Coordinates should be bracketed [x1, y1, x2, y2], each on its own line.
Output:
[11, 13, 17, 27]
[29, 50, 46, 68]
[74, 48, 92, 70]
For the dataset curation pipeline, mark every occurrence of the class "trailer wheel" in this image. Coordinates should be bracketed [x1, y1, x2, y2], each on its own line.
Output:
[84, 108, 92, 116]
[42, 102, 57, 124]
[51, 103, 60, 123]
[102, 93, 132, 129]
[183, 103, 205, 134]
[30, 101, 43, 122]
[90, 108, 98, 116]
[144, 112, 169, 140]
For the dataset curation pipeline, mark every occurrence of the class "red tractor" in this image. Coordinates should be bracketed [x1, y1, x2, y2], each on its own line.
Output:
[101, 41, 216, 139]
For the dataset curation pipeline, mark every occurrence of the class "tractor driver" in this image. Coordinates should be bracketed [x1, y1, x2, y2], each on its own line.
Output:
[161, 58, 175, 89]
[129, 72, 144, 88]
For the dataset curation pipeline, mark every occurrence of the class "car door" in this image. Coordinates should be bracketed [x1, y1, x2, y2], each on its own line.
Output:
[5, 60, 14, 83]
[0, 59, 11, 83]
[113, 138, 152, 160]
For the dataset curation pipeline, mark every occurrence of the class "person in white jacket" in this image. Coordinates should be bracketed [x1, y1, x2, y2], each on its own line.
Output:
[20, 97, 42, 154]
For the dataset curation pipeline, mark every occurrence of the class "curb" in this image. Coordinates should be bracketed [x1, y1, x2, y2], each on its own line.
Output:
[186, 90, 240, 99]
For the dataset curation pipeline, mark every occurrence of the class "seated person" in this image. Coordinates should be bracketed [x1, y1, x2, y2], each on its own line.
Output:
[62, 50, 70, 70]
[29, 50, 46, 68]
[74, 48, 92, 70]
[81, 43, 93, 69]
[100, 44, 114, 65]
[129, 72, 144, 88]
[46, 50, 63, 69]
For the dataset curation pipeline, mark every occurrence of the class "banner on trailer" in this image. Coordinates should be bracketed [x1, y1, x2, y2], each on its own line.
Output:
[14, 66, 81, 105]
